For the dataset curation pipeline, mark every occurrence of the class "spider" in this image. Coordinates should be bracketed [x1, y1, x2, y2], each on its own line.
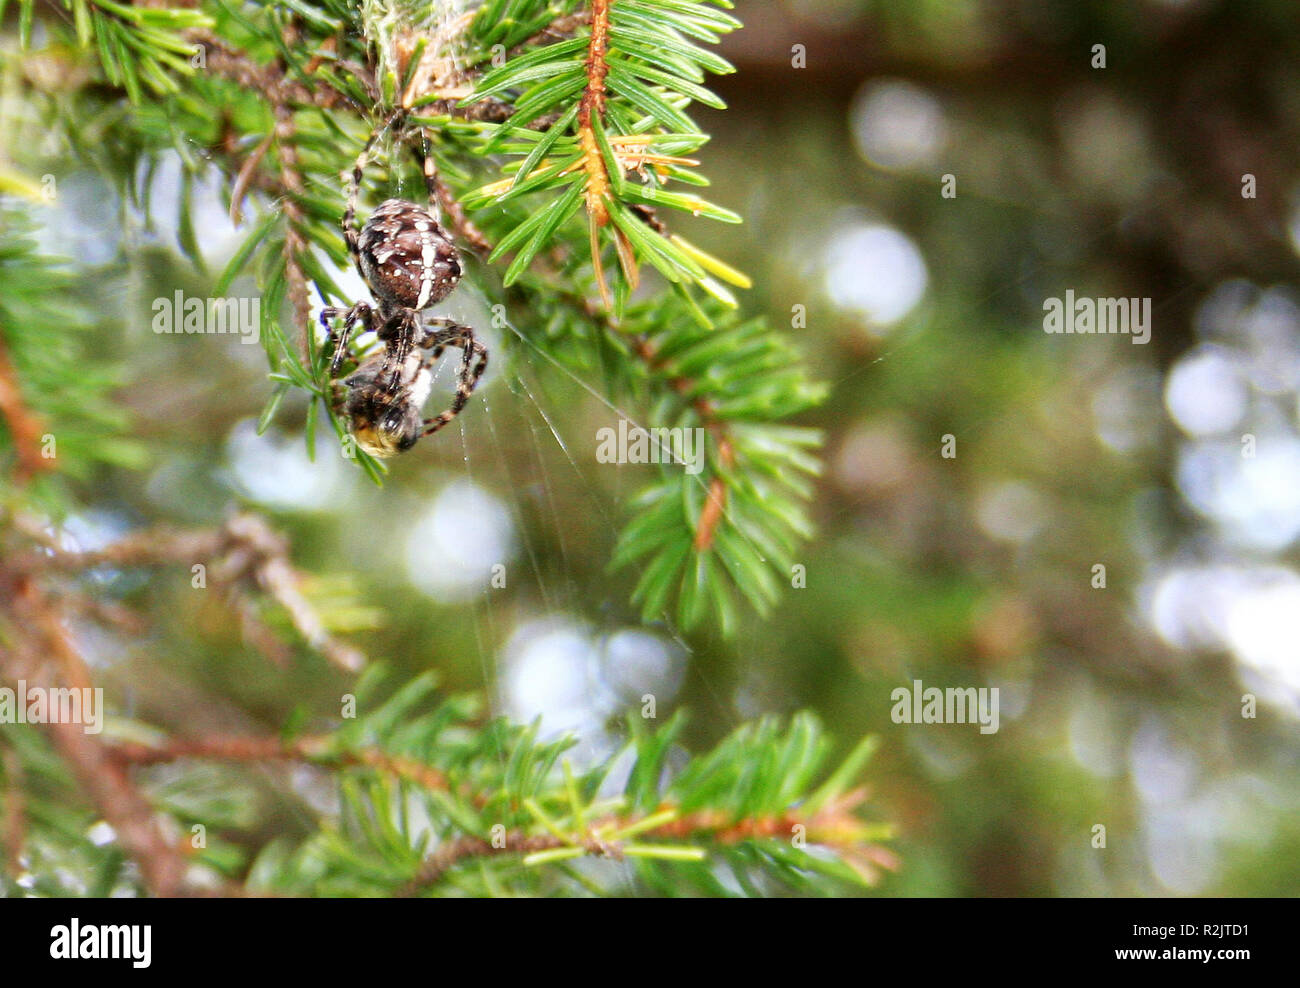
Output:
[320, 121, 488, 458]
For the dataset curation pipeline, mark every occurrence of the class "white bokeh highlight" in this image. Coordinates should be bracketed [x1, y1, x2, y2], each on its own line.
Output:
[405, 478, 514, 602]
[850, 79, 948, 170]
[824, 221, 928, 330]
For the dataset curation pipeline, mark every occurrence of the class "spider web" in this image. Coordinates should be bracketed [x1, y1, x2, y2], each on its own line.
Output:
[433, 306, 744, 727]
[403, 306, 744, 894]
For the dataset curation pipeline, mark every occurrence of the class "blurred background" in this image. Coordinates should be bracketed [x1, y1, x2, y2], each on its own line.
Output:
[9, 0, 1300, 896]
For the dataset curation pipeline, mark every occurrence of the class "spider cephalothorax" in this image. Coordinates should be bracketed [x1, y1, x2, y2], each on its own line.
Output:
[336, 320, 488, 459]
[338, 349, 429, 458]
[320, 122, 488, 455]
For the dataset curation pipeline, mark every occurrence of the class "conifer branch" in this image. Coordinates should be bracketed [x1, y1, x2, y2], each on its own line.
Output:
[399, 792, 899, 896]
[6, 514, 366, 672]
[577, 0, 613, 303]
[1, 747, 26, 877]
[274, 102, 313, 362]
[629, 333, 736, 550]
[1, 579, 191, 897]
[108, 735, 453, 795]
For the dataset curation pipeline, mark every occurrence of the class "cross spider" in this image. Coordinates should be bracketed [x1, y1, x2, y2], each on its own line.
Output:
[320, 123, 488, 458]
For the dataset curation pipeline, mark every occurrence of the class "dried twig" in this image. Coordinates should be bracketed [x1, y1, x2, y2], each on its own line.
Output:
[7, 513, 364, 672]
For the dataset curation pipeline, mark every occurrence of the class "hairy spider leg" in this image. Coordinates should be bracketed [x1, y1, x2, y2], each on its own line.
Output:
[341, 112, 404, 271]
[411, 127, 491, 257]
[319, 302, 376, 378]
[418, 127, 444, 227]
[416, 318, 489, 437]
[378, 308, 424, 393]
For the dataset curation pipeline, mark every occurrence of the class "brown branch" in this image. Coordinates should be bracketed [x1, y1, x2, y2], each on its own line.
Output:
[577, 0, 614, 306]
[0, 332, 52, 483]
[8, 523, 221, 573]
[399, 791, 896, 896]
[108, 734, 449, 795]
[576, 0, 612, 205]
[0, 577, 192, 897]
[107, 729, 895, 896]
[693, 475, 729, 552]
[398, 833, 569, 895]
[8, 513, 364, 672]
[275, 102, 313, 363]
[187, 29, 343, 113]
[532, 288, 739, 552]
[630, 335, 737, 551]
[273, 22, 314, 362]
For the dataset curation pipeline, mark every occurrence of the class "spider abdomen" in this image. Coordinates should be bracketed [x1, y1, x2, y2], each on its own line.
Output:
[357, 198, 461, 311]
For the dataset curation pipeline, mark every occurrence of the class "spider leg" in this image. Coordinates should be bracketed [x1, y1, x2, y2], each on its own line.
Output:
[416, 316, 480, 359]
[320, 302, 374, 378]
[343, 111, 407, 275]
[417, 320, 488, 437]
[412, 129, 491, 257]
[377, 309, 421, 394]
[327, 378, 349, 417]
[416, 127, 444, 228]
